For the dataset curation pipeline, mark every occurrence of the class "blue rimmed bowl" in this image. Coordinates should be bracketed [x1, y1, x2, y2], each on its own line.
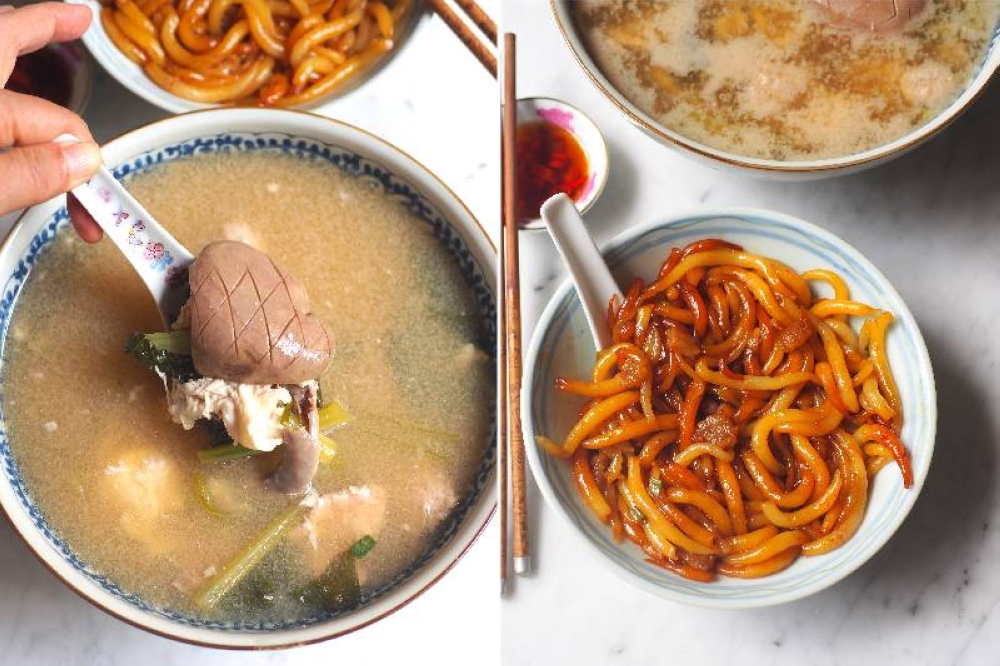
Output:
[0, 108, 496, 647]
[522, 210, 935, 608]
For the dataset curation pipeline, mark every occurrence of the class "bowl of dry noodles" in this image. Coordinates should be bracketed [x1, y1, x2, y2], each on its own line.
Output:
[522, 210, 935, 608]
[69, 0, 417, 112]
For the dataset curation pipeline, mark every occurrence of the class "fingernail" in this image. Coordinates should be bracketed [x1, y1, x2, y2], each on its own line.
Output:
[62, 142, 102, 186]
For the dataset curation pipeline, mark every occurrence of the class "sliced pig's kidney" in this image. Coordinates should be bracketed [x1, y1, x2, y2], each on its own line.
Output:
[188, 240, 332, 385]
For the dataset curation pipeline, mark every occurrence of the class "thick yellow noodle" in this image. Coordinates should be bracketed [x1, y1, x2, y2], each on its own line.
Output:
[103, 0, 406, 105]
[541, 238, 914, 582]
[144, 54, 274, 102]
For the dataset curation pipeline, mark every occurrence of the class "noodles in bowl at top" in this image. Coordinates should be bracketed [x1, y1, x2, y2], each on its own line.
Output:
[99, 0, 410, 106]
[538, 239, 913, 582]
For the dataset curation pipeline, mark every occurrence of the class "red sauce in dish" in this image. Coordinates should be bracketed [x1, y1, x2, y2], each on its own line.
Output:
[7, 47, 73, 108]
[515, 120, 590, 225]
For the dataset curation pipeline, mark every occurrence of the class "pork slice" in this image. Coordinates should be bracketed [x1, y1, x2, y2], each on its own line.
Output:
[813, 0, 926, 33]
[188, 241, 332, 385]
[267, 427, 320, 495]
[267, 383, 320, 495]
[693, 412, 739, 449]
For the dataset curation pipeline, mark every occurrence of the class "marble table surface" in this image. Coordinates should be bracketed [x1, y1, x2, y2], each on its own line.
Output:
[502, 2, 1000, 665]
[0, 6, 499, 665]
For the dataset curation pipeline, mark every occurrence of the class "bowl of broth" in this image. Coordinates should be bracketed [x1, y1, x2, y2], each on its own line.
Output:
[552, 0, 1000, 178]
[0, 108, 496, 647]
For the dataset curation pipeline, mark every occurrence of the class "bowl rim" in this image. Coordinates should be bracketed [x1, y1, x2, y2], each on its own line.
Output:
[68, 0, 424, 113]
[514, 95, 610, 230]
[0, 107, 497, 649]
[548, 0, 1000, 174]
[521, 206, 937, 609]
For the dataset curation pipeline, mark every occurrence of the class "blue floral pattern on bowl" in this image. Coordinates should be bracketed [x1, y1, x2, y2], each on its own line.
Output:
[0, 132, 497, 632]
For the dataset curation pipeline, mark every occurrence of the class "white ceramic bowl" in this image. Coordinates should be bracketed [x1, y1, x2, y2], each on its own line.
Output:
[515, 97, 609, 230]
[522, 210, 936, 608]
[0, 108, 496, 648]
[68, 0, 420, 113]
[550, 0, 1000, 179]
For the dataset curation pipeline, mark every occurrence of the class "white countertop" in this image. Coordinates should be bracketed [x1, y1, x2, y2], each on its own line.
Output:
[0, 7, 500, 665]
[503, 2, 1000, 665]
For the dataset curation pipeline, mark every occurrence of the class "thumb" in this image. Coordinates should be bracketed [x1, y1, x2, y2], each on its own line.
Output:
[0, 140, 101, 214]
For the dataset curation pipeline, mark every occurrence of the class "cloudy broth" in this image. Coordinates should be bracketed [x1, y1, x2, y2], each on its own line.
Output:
[573, 0, 1000, 160]
[3, 150, 493, 625]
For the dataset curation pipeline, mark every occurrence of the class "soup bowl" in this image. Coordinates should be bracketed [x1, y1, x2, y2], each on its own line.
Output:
[0, 108, 496, 648]
[522, 209, 936, 608]
[550, 0, 1000, 179]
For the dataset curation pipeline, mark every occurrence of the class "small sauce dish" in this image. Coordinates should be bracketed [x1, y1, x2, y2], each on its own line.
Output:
[515, 97, 609, 230]
[8, 42, 92, 114]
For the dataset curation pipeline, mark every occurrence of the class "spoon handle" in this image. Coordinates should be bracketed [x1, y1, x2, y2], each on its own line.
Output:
[540, 193, 623, 351]
[71, 163, 195, 322]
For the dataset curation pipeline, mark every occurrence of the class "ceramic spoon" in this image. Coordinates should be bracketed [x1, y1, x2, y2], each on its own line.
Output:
[67, 138, 195, 325]
[540, 193, 623, 350]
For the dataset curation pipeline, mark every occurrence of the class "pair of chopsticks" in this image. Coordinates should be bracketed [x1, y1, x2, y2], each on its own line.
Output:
[427, 0, 498, 78]
[428, 1, 520, 589]
[500, 33, 529, 595]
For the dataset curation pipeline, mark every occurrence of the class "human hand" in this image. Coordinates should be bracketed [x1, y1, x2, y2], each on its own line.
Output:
[0, 3, 103, 241]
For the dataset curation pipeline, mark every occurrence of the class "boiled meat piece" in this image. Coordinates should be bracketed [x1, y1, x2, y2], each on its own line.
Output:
[268, 383, 321, 495]
[813, 0, 926, 33]
[268, 426, 320, 495]
[187, 241, 332, 385]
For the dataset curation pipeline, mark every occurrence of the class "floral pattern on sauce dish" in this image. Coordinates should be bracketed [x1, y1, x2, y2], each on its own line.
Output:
[538, 106, 576, 131]
[515, 97, 610, 229]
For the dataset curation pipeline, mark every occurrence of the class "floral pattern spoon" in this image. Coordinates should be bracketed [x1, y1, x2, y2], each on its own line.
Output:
[65, 136, 195, 324]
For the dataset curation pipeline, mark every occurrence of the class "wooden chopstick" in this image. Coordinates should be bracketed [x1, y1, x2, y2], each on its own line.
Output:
[499, 128, 510, 594]
[501, 33, 530, 578]
[427, 0, 497, 78]
[453, 0, 497, 44]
